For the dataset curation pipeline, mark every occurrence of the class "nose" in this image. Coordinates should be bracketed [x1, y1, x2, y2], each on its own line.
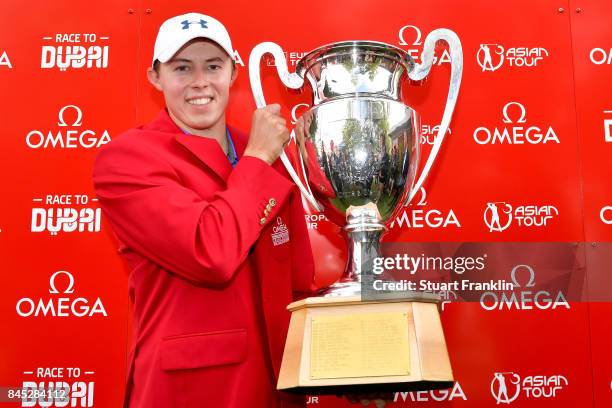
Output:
[191, 68, 210, 88]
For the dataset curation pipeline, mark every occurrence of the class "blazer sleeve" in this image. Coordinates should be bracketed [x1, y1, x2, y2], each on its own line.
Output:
[92, 138, 294, 286]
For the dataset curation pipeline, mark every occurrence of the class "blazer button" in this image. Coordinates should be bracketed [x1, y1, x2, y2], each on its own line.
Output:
[269, 198, 276, 207]
[260, 217, 266, 225]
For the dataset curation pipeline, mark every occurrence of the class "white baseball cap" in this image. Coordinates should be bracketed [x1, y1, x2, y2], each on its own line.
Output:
[152, 13, 234, 65]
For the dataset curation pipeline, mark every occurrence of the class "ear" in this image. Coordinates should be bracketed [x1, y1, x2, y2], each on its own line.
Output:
[229, 64, 238, 87]
[147, 67, 164, 92]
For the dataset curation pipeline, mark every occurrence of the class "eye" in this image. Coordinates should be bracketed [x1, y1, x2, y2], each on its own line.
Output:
[208, 64, 221, 71]
[174, 65, 189, 72]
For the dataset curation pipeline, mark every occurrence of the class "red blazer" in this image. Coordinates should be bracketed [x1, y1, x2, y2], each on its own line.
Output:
[92, 110, 316, 408]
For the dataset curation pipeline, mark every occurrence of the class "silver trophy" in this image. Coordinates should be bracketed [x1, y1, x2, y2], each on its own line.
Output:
[250, 30, 462, 297]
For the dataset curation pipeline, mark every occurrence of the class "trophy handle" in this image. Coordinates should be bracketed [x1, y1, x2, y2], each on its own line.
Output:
[248, 42, 322, 212]
[404, 28, 463, 205]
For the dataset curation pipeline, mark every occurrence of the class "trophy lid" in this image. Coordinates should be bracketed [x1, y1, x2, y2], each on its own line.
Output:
[295, 40, 415, 78]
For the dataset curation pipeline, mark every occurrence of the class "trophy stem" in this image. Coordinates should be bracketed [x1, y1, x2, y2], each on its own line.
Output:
[342, 227, 384, 281]
[317, 205, 384, 297]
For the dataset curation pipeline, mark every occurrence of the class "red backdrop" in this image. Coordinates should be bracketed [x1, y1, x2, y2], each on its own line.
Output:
[1, 0, 610, 407]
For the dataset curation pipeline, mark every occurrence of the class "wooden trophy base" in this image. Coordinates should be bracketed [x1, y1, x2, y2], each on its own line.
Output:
[277, 295, 453, 395]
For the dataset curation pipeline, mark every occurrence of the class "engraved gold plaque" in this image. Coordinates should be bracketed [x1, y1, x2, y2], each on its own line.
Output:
[310, 312, 410, 379]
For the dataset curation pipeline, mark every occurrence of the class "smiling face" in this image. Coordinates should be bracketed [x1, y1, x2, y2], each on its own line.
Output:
[147, 38, 237, 138]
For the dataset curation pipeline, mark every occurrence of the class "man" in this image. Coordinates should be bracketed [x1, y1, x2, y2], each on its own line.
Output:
[93, 13, 315, 407]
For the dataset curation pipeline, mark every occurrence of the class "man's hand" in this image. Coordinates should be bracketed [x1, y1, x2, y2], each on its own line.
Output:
[244, 104, 290, 165]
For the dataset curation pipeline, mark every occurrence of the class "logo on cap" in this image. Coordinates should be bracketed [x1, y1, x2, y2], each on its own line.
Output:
[181, 19, 208, 30]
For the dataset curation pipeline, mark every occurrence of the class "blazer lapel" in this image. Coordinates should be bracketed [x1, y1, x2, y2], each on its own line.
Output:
[174, 134, 232, 182]
[145, 110, 233, 182]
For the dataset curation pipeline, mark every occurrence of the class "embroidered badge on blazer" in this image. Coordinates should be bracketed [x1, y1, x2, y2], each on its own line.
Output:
[271, 217, 290, 246]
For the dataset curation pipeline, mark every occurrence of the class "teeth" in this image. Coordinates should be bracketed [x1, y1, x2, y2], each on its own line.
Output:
[188, 97, 212, 105]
